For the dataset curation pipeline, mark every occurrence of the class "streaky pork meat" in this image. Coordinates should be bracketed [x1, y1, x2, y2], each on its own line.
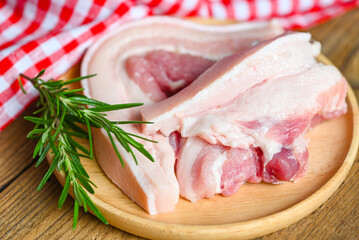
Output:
[141, 32, 347, 202]
[81, 17, 284, 214]
[142, 32, 321, 135]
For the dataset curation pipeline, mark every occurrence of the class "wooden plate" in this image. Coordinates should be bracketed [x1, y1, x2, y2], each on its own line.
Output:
[49, 51, 359, 239]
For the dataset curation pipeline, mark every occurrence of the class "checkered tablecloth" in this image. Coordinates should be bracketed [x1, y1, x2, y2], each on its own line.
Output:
[1, 0, 358, 131]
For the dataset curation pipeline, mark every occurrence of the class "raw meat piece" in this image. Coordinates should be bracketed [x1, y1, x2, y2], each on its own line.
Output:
[176, 137, 225, 202]
[141, 32, 347, 202]
[220, 147, 262, 196]
[81, 17, 283, 214]
[176, 137, 263, 202]
[126, 50, 215, 101]
[142, 32, 321, 135]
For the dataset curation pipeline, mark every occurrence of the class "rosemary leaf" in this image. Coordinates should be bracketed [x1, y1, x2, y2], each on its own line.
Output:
[90, 103, 143, 112]
[69, 96, 109, 107]
[63, 74, 97, 85]
[21, 69, 154, 229]
[18, 76, 27, 94]
[84, 117, 93, 159]
[35, 69, 46, 79]
[24, 116, 52, 125]
[59, 174, 71, 209]
[62, 129, 88, 139]
[126, 132, 158, 143]
[68, 137, 91, 156]
[73, 201, 79, 229]
[33, 107, 46, 115]
[33, 138, 43, 159]
[114, 131, 131, 152]
[111, 120, 153, 124]
[58, 88, 85, 95]
[27, 128, 46, 138]
[74, 172, 94, 194]
[78, 187, 107, 224]
[129, 150, 138, 165]
[106, 129, 125, 167]
[53, 105, 66, 139]
[63, 119, 88, 135]
[37, 155, 59, 191]
[56, 95, 60, 116]
[136, 146, 155, 163]
[36, 143, 51, 167]
[68, 152, 90, 178]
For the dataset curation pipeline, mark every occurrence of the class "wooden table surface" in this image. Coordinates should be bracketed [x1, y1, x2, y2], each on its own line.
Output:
[1, 8, 359, 240]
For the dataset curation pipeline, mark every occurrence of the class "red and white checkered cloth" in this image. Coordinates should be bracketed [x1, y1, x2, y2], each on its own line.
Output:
[0, 0, 358, 131]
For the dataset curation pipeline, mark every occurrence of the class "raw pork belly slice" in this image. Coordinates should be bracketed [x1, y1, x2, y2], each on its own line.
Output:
[141, 32, 347, 202]
[81, 17, 283, 214]
[142, 32, 321, 135]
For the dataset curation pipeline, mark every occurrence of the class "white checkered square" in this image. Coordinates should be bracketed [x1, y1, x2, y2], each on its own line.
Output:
[0, 110, 11, 130]
[212, 3, 227, 19]
[42, 11, 59, 30]
[74, 0, 93, 17]
[23, 1, 37, 19]
[233, 1, 250, 20]
[177, 0, 197, 16]
[0, 5, 12, 23]
[69, 25, 88, 38]
[40, 38, 62, 56]
[2, 24, 23, 40]
[97, 5, 112, 20]
[129, 6, 149, 19]
[1, 45, 18, 58]
[0, 76, 10, 93]
[277, 0, 293, 15]
[4, 96, 23, 118]
[13, 55, 34, 73]
[256, 0, 272, 18]
[299, 0, 315, 12]
[319, 0, 335, 7]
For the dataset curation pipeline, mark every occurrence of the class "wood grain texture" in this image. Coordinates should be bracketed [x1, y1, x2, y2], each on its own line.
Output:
[0, 104, 37, 190]
[1, 7, 359, 240]
[0, 162, 145, 240]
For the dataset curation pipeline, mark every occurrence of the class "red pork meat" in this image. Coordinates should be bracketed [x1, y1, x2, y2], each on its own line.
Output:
[126, 50, 216, 101]
[141, 32, 347, 202]
[81, 17, 284, 214]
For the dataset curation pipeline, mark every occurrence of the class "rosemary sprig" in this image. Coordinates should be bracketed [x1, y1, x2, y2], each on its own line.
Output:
[19, 69, 155, 229]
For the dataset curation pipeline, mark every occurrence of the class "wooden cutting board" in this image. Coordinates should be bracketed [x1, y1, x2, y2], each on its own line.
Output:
[48, 25, 359, 239]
